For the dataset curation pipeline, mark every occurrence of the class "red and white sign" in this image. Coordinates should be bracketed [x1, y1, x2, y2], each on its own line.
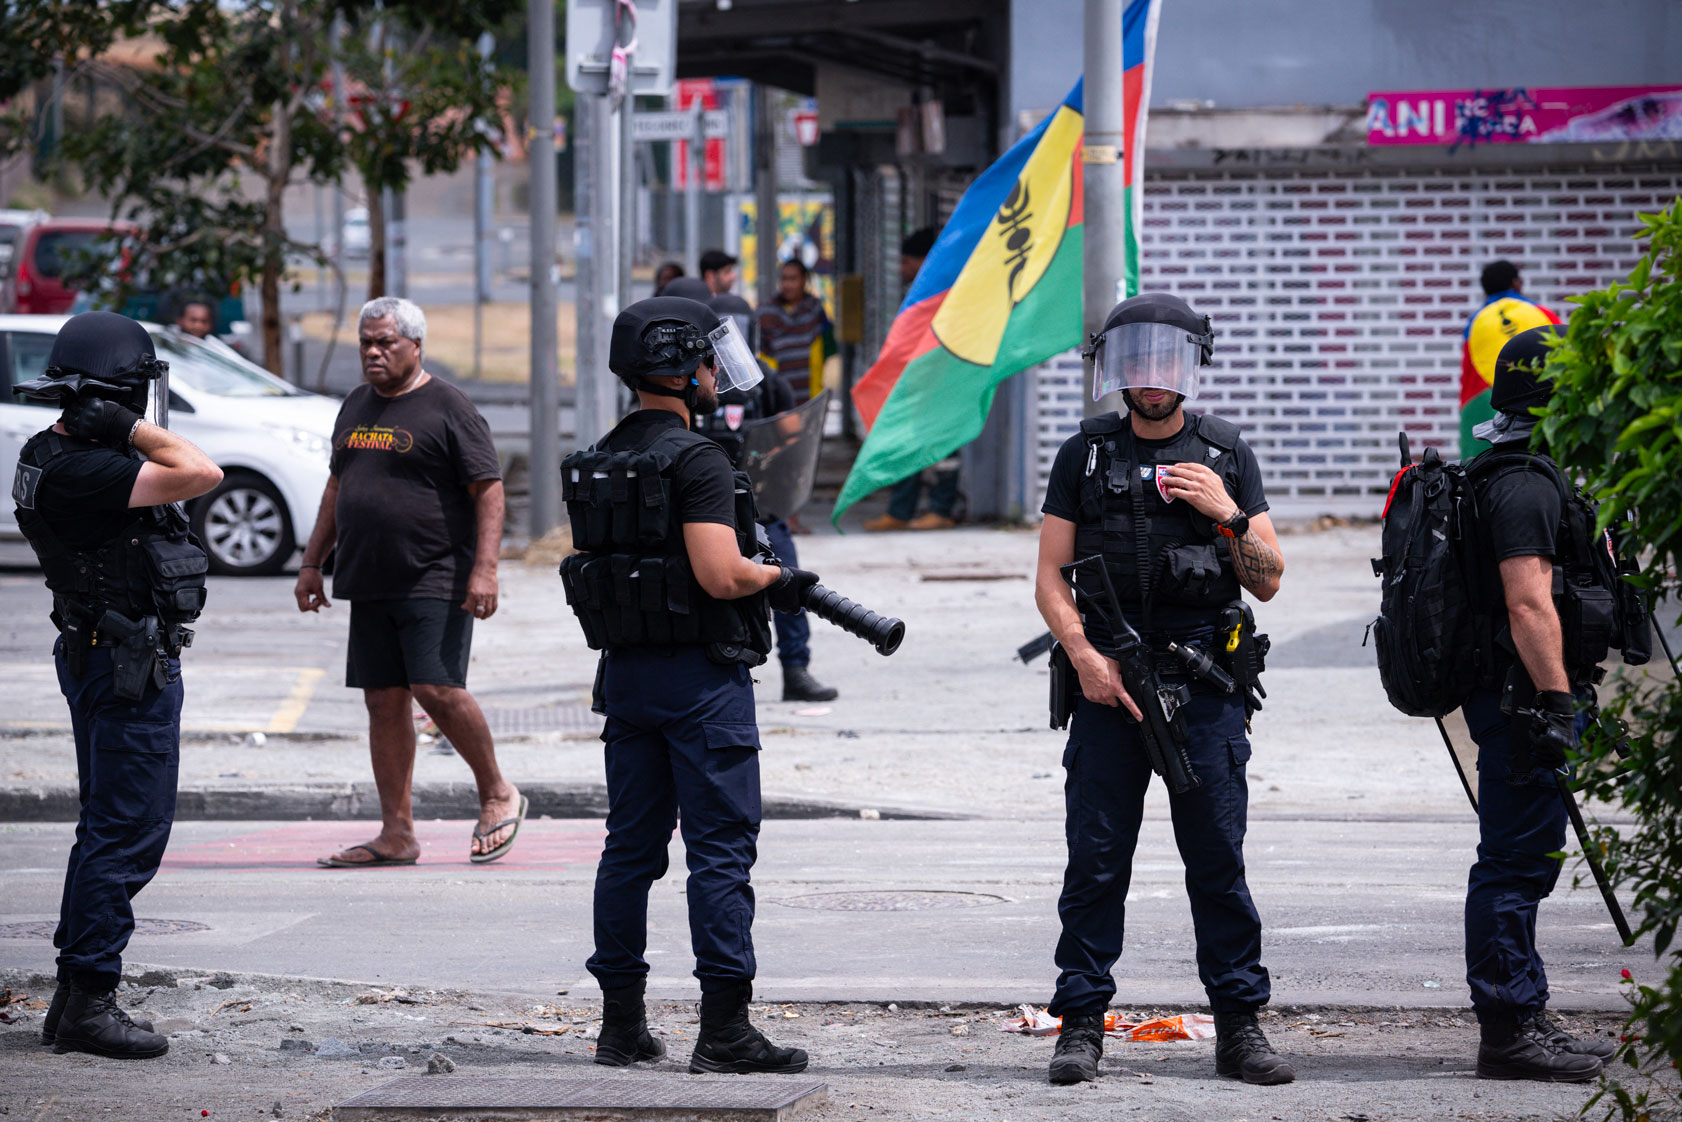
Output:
[675, 78, 726, 191]
[792, 108, 819, 147]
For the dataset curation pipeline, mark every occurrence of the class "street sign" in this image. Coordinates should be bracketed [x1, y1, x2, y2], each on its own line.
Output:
[630, 109, 730, 143]
[565, 0, 677, 95]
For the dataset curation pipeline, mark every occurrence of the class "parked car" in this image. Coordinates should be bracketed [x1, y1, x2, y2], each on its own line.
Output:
[0, 209, 49, 315]
[8, 218, 135, 315]
[0, 315, 339, 576]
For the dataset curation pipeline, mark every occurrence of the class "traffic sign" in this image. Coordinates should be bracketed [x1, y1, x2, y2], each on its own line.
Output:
[565, 0, 677, 95]
[631, 109, 730, 142]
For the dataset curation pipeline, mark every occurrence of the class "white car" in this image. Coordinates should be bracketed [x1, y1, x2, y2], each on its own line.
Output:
[0, 315, 339, 576]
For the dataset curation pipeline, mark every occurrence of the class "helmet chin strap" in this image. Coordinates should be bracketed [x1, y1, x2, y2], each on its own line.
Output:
[637, 375, 701, 412]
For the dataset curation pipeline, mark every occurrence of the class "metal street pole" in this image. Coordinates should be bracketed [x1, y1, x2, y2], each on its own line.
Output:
[752, 83, 777, 304]
[574, 96, 605, 453]
[1082, 0, 1125, 419]
[685, 98, 703, 277]
[613, 10, 637, 313]
[474, 32, 494, 381]
[527, 0, 560, 537]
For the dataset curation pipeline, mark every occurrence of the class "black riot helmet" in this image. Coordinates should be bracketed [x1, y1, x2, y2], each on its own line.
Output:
[1490, 325, 1561, 417]
[610, 296, 763, 405]
[707, 292, 758, 352]
[1087, 292, 1214, 405]
[12, 311, 165, 414]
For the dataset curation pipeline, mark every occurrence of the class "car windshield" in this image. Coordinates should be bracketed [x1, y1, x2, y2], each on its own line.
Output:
[151, 331, 299, 397]
[34, 231, 111, 279]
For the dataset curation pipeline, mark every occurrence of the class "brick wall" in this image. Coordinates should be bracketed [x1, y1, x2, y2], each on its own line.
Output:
[1028, 163, 1681, 517]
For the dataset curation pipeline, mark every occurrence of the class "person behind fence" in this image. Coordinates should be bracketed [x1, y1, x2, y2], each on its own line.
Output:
[11, 311, 223, 1060]
[560, 294, 814, 1075]
[294, 296, 524, 869]
[693, 291, 838, 703]
[1033, 293, 1293, 1087]
[1455, 326, 1620, 1082]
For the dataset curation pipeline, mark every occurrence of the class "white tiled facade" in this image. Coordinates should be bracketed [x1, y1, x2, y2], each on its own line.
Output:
[1029, 163, 1681, 517]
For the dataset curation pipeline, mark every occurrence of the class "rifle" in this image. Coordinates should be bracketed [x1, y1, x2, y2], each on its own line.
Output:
[1060, 555, 1200, 795]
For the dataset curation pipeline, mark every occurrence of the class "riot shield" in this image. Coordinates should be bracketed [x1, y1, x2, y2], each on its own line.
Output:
[740, 390, 828, 522]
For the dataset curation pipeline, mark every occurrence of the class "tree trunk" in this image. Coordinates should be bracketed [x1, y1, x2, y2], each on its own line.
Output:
[261, 95, 293, 377]
[366, 182, 386, 302]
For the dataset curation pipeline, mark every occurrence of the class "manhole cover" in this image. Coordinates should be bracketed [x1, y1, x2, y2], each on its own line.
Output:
[484, 704, 598, 735]
[771, 891, 1007, 912]
[0, 918, 210, 939]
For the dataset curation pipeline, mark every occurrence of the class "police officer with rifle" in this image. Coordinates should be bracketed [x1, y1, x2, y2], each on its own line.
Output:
[11, 312, 222, 1059]
[1034, 293, 1291, 1086]
[559, 296, 901, 1076]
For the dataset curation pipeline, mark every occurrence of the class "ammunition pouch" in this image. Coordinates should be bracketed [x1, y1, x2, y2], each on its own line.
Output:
[140, 536, 209, 623]
[1160, 542, 1226, 604]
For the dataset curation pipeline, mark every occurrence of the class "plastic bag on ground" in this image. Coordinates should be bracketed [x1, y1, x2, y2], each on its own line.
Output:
[997, 1005, 1215, 1041]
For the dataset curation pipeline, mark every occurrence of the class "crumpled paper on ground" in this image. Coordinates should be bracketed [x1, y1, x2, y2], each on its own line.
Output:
[998, 1005, 1216, 1041]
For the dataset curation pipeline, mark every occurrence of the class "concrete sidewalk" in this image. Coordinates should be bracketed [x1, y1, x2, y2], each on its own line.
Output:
[0, 523, 1531, 824]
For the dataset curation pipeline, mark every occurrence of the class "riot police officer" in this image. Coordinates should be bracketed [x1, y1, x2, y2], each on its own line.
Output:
[1457, 326, 1622, 1081]
[693, 291, 838, 702]
[1034, 294, 1292, 1085]
[560, 295, 812, 1074]
[11, 311, 222, 1059]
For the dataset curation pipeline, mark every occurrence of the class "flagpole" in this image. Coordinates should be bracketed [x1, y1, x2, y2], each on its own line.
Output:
[1082, 0, 1126, 419]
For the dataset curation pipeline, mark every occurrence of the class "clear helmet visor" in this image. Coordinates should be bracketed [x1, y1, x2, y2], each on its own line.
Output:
[707, 317, 764, 393]
[1092, 321, 1203, 402]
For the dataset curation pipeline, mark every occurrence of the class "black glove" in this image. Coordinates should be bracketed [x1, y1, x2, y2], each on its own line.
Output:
[1522, 689, 1578, 772]
[62, 397, 143, 449]
[768, 566, 820, 614]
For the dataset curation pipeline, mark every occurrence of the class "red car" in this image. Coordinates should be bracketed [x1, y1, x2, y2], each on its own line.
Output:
[9, 217, 135, 315]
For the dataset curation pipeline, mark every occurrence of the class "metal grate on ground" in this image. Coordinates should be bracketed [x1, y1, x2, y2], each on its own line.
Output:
[335, 1076, 827, 1121]
[1028, 163, 1681, 515]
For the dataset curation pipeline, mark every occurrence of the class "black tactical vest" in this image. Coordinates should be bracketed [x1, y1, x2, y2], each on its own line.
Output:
[1071, 411, 1245, 641]
[559, 418, 772, 665]
[12, 429, 209, 633]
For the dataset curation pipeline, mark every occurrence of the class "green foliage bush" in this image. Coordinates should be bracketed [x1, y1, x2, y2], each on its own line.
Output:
[1538, 197, 1682, 1119]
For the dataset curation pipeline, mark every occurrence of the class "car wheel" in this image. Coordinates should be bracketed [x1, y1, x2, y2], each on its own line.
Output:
[191, 471, 295, 577]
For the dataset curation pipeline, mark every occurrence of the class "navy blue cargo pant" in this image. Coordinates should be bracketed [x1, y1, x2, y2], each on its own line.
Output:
[1049, 688, 1271, 1017]
[587, 646, 763, 992]
[762, 519, 809, 668]
[1462, 684, 1575, 1029]
[53, 638, 182, 992]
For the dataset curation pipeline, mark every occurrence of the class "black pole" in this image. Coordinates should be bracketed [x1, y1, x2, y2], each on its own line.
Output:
[1435, 717, 1480, 813]
[1555, 772, 1635, 946]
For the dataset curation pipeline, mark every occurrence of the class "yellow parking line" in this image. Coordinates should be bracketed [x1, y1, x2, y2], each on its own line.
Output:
[266, 668, 327, 734]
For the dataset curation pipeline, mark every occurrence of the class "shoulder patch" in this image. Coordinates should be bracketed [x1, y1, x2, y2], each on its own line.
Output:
[12, 462, 42, 510]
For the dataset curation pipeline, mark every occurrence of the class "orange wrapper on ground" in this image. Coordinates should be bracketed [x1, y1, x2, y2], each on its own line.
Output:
[998, 1006, 1215, 1041]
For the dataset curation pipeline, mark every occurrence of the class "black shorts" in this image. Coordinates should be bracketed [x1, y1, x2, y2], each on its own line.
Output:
[346, 598, 474, 690]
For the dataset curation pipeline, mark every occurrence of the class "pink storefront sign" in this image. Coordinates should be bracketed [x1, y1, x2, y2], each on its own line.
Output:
[1365, 85, 1682, 146]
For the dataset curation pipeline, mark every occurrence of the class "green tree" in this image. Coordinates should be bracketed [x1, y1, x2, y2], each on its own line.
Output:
[1535, 198, 1682, 1120]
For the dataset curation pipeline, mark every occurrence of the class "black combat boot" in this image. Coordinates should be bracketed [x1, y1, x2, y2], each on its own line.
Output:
[52, 983, 169, 1059]
[1529, 1011, 1618, 1062]
[782, 666, 838, 703]
[1048, 1009, 1105, 1084]
[595, 979, 665, 1066]
[41, 982, 154, 1046]
[1477, 1017, 1603, 1081]
[1214, 1011, 1296, 1085]
[688, 982, 808, 1074]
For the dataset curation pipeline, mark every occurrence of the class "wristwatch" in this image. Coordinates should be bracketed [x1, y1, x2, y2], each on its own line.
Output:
[1216, 509, 1249, 539]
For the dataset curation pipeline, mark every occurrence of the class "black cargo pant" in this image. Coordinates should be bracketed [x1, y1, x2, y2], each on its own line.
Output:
[1049, 688, 1271, 1016]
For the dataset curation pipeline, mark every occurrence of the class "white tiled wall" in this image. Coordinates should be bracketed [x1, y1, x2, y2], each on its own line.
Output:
[1030, 164, 1679, 516]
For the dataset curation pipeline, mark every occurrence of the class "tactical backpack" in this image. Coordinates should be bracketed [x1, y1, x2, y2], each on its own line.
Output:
[1370, 433, 1649, 720]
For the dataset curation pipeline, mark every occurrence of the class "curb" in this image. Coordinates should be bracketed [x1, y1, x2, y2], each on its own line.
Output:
[0, 781, 966, 823]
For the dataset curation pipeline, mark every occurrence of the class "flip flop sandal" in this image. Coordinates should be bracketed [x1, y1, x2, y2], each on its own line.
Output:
[316, 844, 418, 869]
[470, 794, 528, 864]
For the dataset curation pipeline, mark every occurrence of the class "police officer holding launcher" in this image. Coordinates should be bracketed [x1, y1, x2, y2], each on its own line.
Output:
[1457, 326, 1621, 1082]
[1034, 294, 1292, 1086]
[560, 295, 812, 1074]
[11, 312, 222, 1059]
[692, 287, 838, 703]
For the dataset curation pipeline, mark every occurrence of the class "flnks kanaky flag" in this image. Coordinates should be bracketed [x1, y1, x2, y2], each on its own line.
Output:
[835, 0, 1162, 525]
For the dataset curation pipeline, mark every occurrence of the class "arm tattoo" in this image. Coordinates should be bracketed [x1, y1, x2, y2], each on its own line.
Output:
[1229, 529, 1282, 591]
